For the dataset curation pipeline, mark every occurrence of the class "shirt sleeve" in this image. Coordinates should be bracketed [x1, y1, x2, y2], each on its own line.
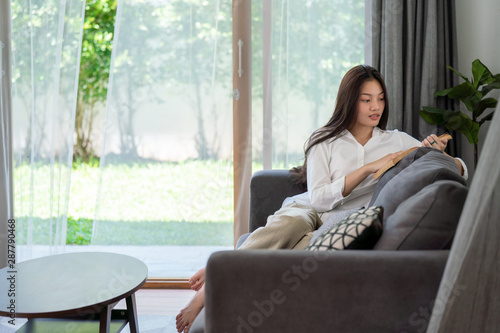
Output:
[395, 130, 421, 150]
[454, 157, 469, 180]
[306, 142, 347, 212]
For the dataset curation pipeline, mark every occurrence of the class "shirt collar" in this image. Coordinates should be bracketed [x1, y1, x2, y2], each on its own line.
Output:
[343, 126, 382, 142]
[372, 126, 382, 137]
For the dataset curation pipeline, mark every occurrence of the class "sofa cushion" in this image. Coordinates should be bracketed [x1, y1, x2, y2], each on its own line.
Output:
[249, 170, 306, 232]
[306, 206, 383, 251]
[370, 149, 466, 222]
[236, 233, 250, 249]
[374, 180, 468, 250]
[370, 147, 435, 203]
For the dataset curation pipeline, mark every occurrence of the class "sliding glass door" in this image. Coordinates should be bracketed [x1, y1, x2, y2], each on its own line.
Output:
[233, 0, 366, 243]
[11, 0, 235, 279]
[10, 0, 365, 279]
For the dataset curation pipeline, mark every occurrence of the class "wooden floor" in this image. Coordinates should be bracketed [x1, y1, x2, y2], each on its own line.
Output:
[117, 288, 196, 316]
[0, 289, 195, 331]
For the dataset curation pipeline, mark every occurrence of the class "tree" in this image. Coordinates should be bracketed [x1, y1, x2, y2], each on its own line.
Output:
[74, 0, 117, 162]
[11, 0, 86, 162]
[75, 0, 363, 163]
[107, 0, 232, 161]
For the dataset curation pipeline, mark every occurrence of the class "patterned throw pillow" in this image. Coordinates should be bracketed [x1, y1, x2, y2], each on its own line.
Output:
[306, 206, 383, 251]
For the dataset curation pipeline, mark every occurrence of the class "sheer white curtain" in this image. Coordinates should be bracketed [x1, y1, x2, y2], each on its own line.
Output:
[11, 0, 85, 261]
[5, 0, 365, 274]
[92, 0, 233, 277]
[253, 0, 366, 170]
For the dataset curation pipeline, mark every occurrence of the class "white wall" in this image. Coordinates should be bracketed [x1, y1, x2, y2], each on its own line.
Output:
[456, 0, 500, 179]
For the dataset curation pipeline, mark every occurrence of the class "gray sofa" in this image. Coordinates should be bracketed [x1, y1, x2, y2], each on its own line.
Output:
[191, 147, 468, 333]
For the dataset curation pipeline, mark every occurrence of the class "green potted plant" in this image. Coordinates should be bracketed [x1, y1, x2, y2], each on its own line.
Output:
[420, 59, 500, 168]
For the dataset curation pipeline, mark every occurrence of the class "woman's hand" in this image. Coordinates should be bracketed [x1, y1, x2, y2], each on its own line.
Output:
[422, 134, 447, 152]
[342, 151, 404, 197]
[422, 134, 465, 176]
[365, 151, 405, 174]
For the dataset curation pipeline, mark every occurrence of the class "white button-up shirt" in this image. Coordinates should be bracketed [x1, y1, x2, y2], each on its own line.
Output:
[286, 127, 467, 223]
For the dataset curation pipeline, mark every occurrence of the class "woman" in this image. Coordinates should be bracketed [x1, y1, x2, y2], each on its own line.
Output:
[176, 65, 467, 332]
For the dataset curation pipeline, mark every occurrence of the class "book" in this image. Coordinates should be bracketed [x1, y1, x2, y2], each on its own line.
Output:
[373, 133, 453, 180]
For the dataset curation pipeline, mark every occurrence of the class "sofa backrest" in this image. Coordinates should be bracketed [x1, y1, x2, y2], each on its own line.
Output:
[249, 169, 306, 232]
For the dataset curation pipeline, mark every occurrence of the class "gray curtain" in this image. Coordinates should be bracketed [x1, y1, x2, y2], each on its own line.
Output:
[426, 102, 500, 332]
[0, 0, 13, 268]
[370, 0, 460, 155]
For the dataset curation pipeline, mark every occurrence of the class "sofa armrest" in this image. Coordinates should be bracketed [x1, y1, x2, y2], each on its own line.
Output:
[249, 169, 306, 232]
[202, 250, 448, 333]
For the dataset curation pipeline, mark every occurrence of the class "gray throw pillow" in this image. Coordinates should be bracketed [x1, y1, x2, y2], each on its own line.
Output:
[370, 149, 466, 222]
[370, 147, 435, 204]
[374, 180, 468, 250]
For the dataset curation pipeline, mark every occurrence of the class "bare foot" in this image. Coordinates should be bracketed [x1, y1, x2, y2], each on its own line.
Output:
[176, 286, 205, 333]
[188, 267, 206, 291]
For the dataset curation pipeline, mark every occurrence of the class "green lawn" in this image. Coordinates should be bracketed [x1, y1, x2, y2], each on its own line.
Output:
[14, 216, 234, 246]
[14, 160, 239, 246]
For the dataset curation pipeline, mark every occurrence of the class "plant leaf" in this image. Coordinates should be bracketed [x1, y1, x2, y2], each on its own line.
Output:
[473, 97, 498, 118]
[450, 113, 479, 145]
[446, 115, 463, 131]
[448, 65, 469, 82]
[472, 59, 495, 88]
[481, 74, 500, 96]
[479, 111, 496, 126]
[447, 81, 476, 99]
[444, 81, 477, 112]
[435, 87, 453, 97]
[419, 107, 448, 125]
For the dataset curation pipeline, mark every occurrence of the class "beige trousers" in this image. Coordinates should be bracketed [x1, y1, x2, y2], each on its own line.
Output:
[238, 202, 323, 250]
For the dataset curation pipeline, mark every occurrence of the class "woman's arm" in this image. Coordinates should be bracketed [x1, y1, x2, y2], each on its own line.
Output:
[342, 151, 404, 197]
[307, 141, 405, 211]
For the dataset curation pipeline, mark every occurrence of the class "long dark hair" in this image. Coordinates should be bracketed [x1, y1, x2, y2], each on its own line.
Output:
[290, 65, 389, 189]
